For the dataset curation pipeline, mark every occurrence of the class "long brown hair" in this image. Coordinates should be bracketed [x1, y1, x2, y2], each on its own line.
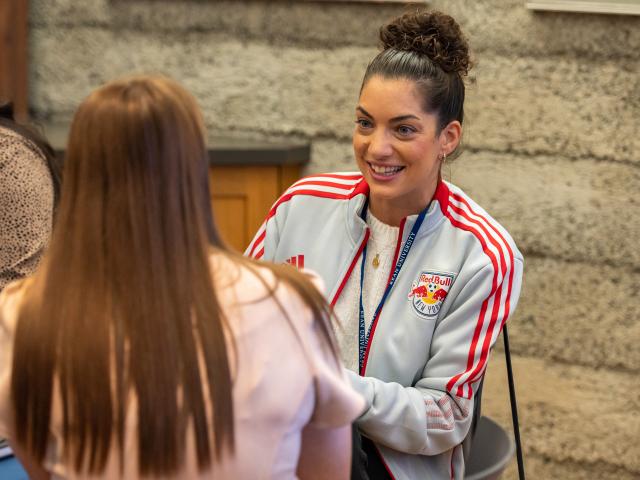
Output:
[10, 75, 338, 476]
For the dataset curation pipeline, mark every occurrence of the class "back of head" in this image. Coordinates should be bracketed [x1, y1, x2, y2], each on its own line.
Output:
[62, 75, 219, 249]
[362, 10, 472, 149]
[0, 102, 61, 204]
[11, 75, 232, 476]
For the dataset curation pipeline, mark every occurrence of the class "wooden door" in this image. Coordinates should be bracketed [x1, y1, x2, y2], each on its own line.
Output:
[0, 0, 29, 120]
[209, 166, 279, 253]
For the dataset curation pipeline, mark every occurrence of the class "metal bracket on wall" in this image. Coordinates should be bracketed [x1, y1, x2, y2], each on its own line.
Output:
[526, 0, 640, 15]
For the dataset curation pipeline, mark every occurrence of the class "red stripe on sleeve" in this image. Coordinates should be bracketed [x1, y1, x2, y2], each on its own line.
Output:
[297, 173, 364, 181]
[267, 177, 368, 218]
[248, 229, 266, 258]
[452, 195, 516, 387]
[267, 190, 351, 219]
[444, 209, 501, 397]
[290, 179, 362, 190]
[444, 194, 516, 398]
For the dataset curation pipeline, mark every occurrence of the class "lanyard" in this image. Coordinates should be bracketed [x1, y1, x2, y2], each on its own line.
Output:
[358, 203, 428, 373]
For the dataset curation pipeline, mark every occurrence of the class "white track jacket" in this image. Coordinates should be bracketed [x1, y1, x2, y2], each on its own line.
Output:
[246, 173, 524, 480]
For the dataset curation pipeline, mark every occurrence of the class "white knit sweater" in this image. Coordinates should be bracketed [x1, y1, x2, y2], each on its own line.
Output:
[335, 211, 399, 372]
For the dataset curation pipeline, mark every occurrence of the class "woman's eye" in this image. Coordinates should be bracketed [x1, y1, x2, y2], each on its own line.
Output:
[356, 118, 372, 129]
[397, 125, 416, 136]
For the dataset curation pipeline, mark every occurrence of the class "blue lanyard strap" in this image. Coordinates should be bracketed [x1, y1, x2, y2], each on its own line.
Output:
[358, 204, 428, 373]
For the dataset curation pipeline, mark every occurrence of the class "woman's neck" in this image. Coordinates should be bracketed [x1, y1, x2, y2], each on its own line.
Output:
[368, 184, 437, 227]
[367, 201, 409, 227]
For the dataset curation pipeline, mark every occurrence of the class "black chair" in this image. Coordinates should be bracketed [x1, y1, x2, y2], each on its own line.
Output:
[462, 376, 485, 463]
[463, 326, 525, 480]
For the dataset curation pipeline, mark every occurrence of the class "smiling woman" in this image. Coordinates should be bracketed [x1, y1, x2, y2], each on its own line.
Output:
[247, 10, 524, 480]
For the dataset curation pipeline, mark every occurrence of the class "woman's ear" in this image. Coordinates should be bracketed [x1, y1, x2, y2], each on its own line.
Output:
[439, 120, 462, 156]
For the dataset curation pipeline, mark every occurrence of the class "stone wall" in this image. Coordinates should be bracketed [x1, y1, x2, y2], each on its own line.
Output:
[28, 1, 639, 478]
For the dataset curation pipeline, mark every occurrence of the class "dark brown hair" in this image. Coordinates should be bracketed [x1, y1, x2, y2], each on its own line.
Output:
[10, 75, 338, 476]
[362, 10, 472, 139]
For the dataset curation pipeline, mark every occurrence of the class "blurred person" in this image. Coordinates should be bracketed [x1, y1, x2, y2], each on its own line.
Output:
[0, 75, 362, 479]
[246, 11, 524, 480]
[0, 103, 60, 291]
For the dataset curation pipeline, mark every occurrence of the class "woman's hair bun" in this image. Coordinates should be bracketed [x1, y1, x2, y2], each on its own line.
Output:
[380, 11, 471, 77]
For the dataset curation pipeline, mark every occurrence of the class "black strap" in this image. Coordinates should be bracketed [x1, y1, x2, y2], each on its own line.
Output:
[350, 424, 369, 480]
[361, 436, 393, 480]
[350, 425, 392, 480]
[503, 324, 525, 480]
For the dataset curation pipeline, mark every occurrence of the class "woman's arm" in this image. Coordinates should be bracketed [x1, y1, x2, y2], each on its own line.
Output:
[9, 441, 50, 480]
[350, 257, 524, 455]
[296, 424, 352, 480]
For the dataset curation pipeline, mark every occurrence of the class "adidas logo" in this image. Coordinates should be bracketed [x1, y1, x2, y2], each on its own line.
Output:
[285, 255, 305, 269]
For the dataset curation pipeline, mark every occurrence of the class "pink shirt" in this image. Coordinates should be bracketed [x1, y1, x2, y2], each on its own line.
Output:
[0, 254, 364, 479]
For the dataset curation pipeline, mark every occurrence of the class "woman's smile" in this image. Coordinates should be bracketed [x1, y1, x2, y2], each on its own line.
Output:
[366, 162, 405, 179]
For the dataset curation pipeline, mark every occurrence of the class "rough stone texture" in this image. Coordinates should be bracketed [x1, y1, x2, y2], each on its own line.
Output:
[29, 28, 369, 136]
[309, 138, 356, 173]
[30, 0, 640, 60]
[451, 152, 640, 268]
[29, 29, 640, 164]
[482, 355, 640, 478]
[430, 0, 640, 60]
[26, 1, 640, 477]
[466, 56, 640, 164]
[512, 259, 640, 372]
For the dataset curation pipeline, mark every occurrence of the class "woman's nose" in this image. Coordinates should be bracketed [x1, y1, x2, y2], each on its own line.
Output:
[367, 129, 393, 160]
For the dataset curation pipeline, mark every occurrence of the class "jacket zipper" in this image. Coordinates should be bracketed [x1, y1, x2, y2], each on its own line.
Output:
[360, 217, 407, 376]
[330, 229, 370, 307]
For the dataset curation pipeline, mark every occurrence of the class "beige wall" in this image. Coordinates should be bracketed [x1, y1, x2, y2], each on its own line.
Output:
[28, 1, 640, 478]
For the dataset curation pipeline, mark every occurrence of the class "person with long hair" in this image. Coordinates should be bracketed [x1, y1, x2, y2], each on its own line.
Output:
[246, 10, 524, 480]
[0, 103, 61, 291]
[0, 75, 363, 479]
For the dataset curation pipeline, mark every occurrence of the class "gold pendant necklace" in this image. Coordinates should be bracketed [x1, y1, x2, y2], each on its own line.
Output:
[372, 253, 380, 269]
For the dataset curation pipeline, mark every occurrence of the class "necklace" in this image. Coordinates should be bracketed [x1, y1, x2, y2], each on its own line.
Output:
[372, 253, 380, 268]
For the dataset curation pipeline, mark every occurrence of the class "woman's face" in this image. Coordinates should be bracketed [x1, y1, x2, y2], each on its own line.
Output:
[353, 76, 448, 223]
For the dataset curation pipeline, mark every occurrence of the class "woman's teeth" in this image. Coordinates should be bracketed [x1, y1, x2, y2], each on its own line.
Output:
[370, 164, 404, 176]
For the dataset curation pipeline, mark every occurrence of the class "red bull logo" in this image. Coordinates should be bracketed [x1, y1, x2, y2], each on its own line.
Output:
[408, 271, 455, 319]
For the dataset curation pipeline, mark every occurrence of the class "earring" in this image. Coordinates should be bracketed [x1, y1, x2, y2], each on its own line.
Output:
[440, 151, 451, 182]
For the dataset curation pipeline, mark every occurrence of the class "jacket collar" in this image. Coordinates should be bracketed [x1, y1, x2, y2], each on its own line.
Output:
[346, 178, 450, 243]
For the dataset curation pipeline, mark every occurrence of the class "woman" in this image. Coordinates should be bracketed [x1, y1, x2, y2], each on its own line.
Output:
[246, 11, 524, 480]
[0, 103, 60, 291]
[0, 76, 363, 479]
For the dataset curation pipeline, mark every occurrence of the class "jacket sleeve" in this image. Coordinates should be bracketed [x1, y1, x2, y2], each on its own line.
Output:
[244, 209, 282, 262]
[347, 255, 524, 455]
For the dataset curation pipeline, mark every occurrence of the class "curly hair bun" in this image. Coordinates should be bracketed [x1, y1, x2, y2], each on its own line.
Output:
[380, 11, 471, 76]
